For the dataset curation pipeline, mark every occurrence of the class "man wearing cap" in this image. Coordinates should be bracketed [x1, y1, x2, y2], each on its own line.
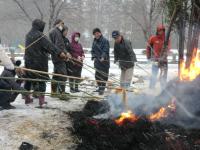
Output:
[112, 31, 137, 88]
[91, 28, 110, 95]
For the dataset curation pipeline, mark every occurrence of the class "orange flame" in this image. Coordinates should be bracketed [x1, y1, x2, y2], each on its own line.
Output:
[115, 100, 176, 125]
[115, 110, 138, 125]
[149, 100, 176, 121]
[180, 48, 200, 81]
[149, 107, 168, 121]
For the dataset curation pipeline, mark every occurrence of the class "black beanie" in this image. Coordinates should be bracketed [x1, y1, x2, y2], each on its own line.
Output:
[93, 28, 101, 34]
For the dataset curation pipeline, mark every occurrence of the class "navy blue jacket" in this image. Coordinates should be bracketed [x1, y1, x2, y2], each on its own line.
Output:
[91, 36, 110, 70]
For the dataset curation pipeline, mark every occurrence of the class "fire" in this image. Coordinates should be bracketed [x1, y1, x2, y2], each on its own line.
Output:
[180, 48, 200, 81]
[115, 110, 138, 125]
[115, 100, 176, 125]
[149, 107, 168, 121]
[149, 100, 176, 121]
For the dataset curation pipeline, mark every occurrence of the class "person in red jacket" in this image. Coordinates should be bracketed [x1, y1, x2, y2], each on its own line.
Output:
[69, 32, 85, 93]
[146, 25, 171, 89]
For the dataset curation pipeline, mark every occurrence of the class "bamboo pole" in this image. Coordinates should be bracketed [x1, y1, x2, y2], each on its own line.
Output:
[0, 89, 102, 100]
[15, 66, 113, 84]
[0, 76, 141, 94]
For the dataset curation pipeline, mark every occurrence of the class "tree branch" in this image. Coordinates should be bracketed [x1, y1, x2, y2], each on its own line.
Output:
[12, 0, 32, 22]
[33, 0, 44, 20]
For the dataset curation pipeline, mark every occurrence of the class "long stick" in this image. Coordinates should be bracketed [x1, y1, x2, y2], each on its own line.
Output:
[15, 66, 113, 84]
[0, 89, 102, 100]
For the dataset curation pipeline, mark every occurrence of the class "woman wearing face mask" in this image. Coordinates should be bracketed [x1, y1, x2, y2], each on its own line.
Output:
[69, 32, 85, 93]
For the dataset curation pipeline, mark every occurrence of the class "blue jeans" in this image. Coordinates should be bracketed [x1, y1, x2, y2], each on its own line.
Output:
[149, 62, 168, 89]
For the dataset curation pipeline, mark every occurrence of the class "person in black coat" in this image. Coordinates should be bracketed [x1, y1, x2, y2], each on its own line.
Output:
[0, 60, 24, 109]
[24, 19, 66, 107]
[91, 28, 110, 95]
[62, 25, 72, 80]
[49, 19, 71, 96]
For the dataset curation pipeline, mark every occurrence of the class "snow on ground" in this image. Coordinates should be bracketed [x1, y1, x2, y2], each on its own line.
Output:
[0, 56, 178, 149]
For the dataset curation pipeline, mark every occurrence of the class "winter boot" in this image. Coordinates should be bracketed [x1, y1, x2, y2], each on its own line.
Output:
[51, 83, 58, 98]
[24, 95, 33, 105]
[39, 95, 47, 107]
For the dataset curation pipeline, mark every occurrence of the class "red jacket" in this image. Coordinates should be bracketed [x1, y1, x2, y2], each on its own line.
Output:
[146, 25, 171, 61]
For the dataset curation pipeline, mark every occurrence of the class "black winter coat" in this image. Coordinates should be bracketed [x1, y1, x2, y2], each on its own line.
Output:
[0, 68, 22, 105]
[114, 38, 137, 69]
[63, 36, 71, 53]
[25, 19, 62, 78]
[49, 28, 67, 64]
[91, 36, 110, 70]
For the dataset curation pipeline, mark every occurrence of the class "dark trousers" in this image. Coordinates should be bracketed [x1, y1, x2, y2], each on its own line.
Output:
[52, 62, 67, 93]
[24, 70, 47, 95]
[95, 67, 109, 91]
[24, 81, 46, 93]
[69, 66, 82, 90]
[0, 90, 19, 106]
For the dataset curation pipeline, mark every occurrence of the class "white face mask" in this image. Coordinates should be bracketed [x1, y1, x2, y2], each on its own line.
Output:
[58, 25, 63, 31]
[74, 37, 79, 42]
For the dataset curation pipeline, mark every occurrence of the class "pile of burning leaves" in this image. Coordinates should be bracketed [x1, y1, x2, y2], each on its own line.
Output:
[69, 50, 200, 150]
[69, 100, 200, 150]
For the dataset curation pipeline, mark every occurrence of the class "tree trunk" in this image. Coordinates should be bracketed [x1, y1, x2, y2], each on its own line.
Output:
[161, 6, 179, 61]
[178, 1, 186, 77]
[186, 0, 200, 67]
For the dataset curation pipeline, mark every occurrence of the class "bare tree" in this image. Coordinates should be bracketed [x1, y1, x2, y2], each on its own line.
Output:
[12, 0, 79, 30]
[114, 0, 164, 41]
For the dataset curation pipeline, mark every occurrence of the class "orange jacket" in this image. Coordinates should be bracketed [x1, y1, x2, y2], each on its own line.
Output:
[146, 25, 171, 60]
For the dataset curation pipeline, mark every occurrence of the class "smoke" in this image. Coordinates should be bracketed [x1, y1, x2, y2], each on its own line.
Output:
[94, 76, 200, 128]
